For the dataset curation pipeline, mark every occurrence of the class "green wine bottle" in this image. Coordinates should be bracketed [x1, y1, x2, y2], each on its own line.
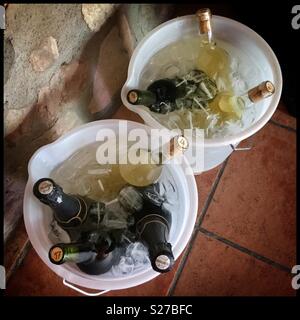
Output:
[127, 78, 186, 114]
[127, 89, 157, 107]
[49, 231, 120, 275]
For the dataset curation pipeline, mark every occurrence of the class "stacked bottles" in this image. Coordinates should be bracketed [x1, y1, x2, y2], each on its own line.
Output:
[33, 135, 187, 275]
[33, 178, 121, 275]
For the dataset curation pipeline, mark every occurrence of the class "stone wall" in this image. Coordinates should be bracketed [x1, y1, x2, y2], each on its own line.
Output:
[4, 3, 174, 241]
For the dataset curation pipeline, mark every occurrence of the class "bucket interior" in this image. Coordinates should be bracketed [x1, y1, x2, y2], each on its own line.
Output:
[122, 15, 282, 146]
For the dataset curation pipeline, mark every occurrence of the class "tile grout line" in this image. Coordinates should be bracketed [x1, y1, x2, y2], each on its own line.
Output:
[167, 158, 230, 296]
[269, 119, 296, 132]
[6, 240, 32, 284]
[197, 157, 229, 228]
[198, 227, 292, 274]
[166, 227, 200, 296]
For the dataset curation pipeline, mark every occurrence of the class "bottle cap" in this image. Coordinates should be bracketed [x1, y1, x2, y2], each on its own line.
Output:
[33, 178, 56, 197]
[151, 242, 174, 273]
[174, 135, 189, 151]
[127, 90, 139, 104]
[167, 135, 189, 159]
[38, 180, 54, 195]
[248, 81, 275, 103]
[196, 8, 212, 34]
[155, 255, 171, 271]
[49, 245, 65, 264]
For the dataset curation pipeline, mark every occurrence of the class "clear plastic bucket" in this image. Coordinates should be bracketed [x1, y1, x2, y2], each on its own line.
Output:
[23, 119, 198, 294]
[121, 15, 282, 173]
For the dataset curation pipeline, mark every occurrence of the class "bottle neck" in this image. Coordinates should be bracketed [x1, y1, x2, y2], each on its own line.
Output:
[197, 9, 214, 45]
[134, 203, 174, 273]
[33, 178, 88, 228]
[49, 243, 96, 265]
[242, 81, 275, 106]
[199, 30, 213, 45]
[49, 231, 114, 265]
[127, 89, 157, 106]
[151, 135, 189, 165]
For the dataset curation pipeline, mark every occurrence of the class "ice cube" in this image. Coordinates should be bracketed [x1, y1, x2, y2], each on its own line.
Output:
[163, 64, 181, 78]
[111, 256, 135, 276]
[48, 218, 70, 244]
[100, 202, 131, 230]
[101, 213, 128, 229]
[118, 186, 143, 213]
[126, 242, 150, 266]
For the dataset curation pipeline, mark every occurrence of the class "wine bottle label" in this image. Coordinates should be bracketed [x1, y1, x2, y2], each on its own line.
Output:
[155, 254, 171, 270]
[136, 214, 170, 238]
[50, 246, 64, 263]
[55, 196, 88, 228]
[38, 180, 54, 195]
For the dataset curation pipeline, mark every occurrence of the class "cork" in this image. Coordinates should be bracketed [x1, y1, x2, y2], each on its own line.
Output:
[127, 90, 139, 104]
[168, 135, 189, 158]
[248, 81, 275, 103]
[196, 8, 212, 34]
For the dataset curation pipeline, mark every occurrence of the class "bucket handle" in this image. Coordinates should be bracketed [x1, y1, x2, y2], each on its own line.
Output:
[63, 279, 110, 296]
[230, 137, 254, 151]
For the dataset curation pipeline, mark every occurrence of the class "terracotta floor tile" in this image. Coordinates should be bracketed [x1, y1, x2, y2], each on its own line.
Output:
[173, 233, 295, 296]
[5, 248, 81, 296]
[271, 102, 296, 130]
[112, 104, 143, 123]
[202, 123, 296, 267]
[4, 172, 27, 241]
[5, 219, 29, 281]
[194, 165, 223, 220]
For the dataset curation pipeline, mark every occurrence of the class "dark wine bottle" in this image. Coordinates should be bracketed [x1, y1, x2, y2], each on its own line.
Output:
[33, 178, 106, 240]
[49, 231, 120, 275]
[118, 185, 174, 273]
[147, 79, 179, 103]
[127, 78, 186, 114]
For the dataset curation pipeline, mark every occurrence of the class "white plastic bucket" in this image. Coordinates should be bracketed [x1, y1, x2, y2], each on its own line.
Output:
[121, 15, 282, 173]
[23, 119, 198, 294]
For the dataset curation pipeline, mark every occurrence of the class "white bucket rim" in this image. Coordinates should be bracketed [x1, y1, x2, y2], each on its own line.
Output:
[23, 119, 198, 291]
[121, 14, 283, 148]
